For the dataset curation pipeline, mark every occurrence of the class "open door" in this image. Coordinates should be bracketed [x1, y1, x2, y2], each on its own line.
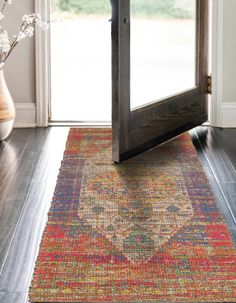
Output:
[111, 0, 209, 163]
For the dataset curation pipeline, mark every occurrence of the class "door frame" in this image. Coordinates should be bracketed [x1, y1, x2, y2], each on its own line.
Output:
[210, 0, 223, 127]
[35, 0, 223, 128]
[35, 0, 51, 127]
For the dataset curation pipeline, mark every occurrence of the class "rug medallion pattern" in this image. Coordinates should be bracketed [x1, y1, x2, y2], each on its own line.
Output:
[79, 148, 194, 263]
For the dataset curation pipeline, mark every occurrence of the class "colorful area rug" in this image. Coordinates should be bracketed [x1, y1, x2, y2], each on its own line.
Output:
[29, 128, 236, 302]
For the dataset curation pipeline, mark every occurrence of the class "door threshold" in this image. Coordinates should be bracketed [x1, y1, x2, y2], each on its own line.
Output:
[49, 121, 111, 127]
[48, 121, 209, 128]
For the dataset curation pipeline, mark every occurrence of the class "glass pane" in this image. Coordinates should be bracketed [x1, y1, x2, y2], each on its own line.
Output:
[50, 0, 111, 122]
[131, 0, 196, 109]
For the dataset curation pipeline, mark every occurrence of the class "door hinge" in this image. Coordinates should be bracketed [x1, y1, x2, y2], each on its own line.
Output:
[207, 75, 212, 94]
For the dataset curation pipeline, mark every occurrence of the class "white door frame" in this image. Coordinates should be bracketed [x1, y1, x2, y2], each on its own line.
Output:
[35, 0, 51, 127]
[35, 0, 224, 128]
[210, 0, 223, 127]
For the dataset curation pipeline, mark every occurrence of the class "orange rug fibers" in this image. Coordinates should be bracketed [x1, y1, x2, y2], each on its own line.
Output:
[29, 128, 236, 302]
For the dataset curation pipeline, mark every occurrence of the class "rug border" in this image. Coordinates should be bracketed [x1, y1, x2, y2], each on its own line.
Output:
[28, 128, 236, 303]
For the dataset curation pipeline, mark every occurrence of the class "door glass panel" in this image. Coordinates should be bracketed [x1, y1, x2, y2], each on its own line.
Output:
[131, 0, 196, 109]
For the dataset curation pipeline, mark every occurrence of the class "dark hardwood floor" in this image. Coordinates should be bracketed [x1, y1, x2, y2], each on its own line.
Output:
[0, 127, 69, 303]
[0, 126, 235, 303]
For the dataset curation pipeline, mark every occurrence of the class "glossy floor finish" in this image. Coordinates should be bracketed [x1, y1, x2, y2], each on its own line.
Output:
[0, 126, 235, 303]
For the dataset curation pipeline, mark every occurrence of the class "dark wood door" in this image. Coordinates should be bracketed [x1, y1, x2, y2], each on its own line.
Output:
[111, 0, 209, 163]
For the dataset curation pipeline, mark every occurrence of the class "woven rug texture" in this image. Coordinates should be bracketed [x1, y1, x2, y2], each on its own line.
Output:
[29, 128, 236, 302]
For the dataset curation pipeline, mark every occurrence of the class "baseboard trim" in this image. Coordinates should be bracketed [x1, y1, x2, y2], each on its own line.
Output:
[14, 103, 36, 128]
[222, 103, 236, 128]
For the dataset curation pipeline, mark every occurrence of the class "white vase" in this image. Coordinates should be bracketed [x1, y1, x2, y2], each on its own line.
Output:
[0, 70, 15, 140]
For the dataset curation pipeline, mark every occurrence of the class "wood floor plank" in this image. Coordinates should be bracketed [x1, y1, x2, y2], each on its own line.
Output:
[33, 127, 69, 183]
[0, 129, 50, 272]
[0, 128, 12, 155]
[195, 126, 236, 183]
[0, 292, 28, 303]
[0, 128, 68, 293]
[195, 127, 236, 224]
[219, 182, 236, 224]
[0, 129, 32, 205]
[212, 128, 236, 173]
[0, 183, 53, 293]
[0, 129, 32, 167]
[211, 128, 236, 176]
[191, 130, 236, 244]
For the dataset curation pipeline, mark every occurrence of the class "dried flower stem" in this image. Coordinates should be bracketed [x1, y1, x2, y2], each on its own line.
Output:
[1, 0, 9, 14]
[3, 21, 31, 62]
[0, 2, 47, 67]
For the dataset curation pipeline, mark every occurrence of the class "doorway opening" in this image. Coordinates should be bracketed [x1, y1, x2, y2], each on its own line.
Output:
[49, 0, 211, 125]
[50, 0, 112, 123]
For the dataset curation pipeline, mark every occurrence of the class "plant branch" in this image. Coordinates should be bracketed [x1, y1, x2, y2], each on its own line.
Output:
[3, 21, 30, 62]
[1, 0, 9, 14]
[0, 12, 46, 65]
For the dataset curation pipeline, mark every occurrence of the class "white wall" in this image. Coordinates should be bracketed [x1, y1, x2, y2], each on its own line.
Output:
[1, 0, 36, 127]
[218, 0, 236, 127]
[3, 0, 36, 104]
[222, 0, 236, 104]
